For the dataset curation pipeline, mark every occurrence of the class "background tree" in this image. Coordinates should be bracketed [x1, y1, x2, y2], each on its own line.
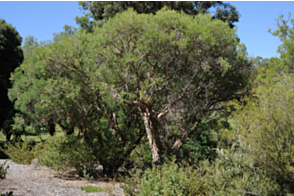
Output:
[74, 1, 239, 32]
[0, 19, 23, 141]
[22, 36, 39, 60]
[269, 13, 294, 73]
[17, 30, 80, 137]
[9, 28, 146, 175]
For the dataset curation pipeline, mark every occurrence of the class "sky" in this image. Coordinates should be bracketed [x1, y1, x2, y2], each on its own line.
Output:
[0, 1, 294, 60]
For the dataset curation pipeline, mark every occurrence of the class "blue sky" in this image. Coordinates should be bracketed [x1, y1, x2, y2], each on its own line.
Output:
[0, 1, 293, 59]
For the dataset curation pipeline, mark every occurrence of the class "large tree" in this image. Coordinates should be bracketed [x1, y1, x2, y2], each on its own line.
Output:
[74, 1, 239, 32]
[89, 8, 251, 166]
[0, 19, 23, 141]
[10, 8, 251, 168]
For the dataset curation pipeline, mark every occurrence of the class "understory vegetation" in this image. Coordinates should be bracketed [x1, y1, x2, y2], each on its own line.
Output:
[2, 2, 294, 195]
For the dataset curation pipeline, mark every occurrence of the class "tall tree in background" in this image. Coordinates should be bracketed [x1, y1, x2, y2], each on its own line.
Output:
[22, 36, 39, 60]
[74, 1, 239, 33]
[0, 19, 23, 141]
[269, 13, 294, 73]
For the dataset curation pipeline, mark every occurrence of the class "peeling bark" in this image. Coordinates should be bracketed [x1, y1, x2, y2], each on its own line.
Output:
[141, 108, 161, 167]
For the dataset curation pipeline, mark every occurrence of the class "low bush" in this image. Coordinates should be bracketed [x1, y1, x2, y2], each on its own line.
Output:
[121, 146, 282, 196]
[3, 140, 40, 165]
[37, 135, 99, 179]
[202, 147, 282, 196]
[121, 157, 208, 196]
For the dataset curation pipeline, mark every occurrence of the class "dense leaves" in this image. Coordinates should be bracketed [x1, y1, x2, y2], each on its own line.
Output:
[0, 19, 23, 141]
[236, 75, 294, 193]
[75, 1, 240, 32]
[87, 8, 251, 165]
[9, 8, 251, 168]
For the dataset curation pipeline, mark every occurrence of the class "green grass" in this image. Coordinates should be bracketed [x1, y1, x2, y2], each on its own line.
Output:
[81, 185, 105, 192]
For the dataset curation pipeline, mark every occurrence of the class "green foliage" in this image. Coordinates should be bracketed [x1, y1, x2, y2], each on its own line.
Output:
[0, 19, 23, 142]
[122, 148, 282, 196]
[87, 7, 250, 165]
[37, 135, 99, 178]
[236, 74, 294, 193]
[121, 158, 208, 196]
[22, 36, 39, 60]
[3, 140, 40, 164]
[81, 185, 105, 192]
[127, 138, 152, 170]
[0, 19, 23, 89]
[10, 24, 145, 173]
[75, 1, 240, 32]
[10, 8, 250, 168]
[251, 56, 284, 86]
[37, 128, 139, 177]
[202, 148, 282, 195]
[269, 13, 294, 72]
[0, 160, 9, 180]
[178, 120, 218, 163]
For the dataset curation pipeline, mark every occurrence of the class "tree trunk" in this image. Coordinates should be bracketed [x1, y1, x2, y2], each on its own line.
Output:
[48, 120, 56, 136]
[141, 109, 161, 167]
[5, 132, 11, 142]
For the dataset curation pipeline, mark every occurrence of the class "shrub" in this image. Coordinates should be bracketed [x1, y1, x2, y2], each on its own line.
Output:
[121, 157, 208, 196]
[236, 75, 294, 193]
[81, 185, 105, 192]
[122, 147, 282, 196]
[3, 140, 40, 164]
[0, 160, 9, 180]
[37, 135, 99, 178]
[201, 147, 282, 196]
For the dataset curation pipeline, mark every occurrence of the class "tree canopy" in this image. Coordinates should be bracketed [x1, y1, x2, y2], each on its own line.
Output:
[0, 19, 23, 141]
[10, 8, 250, 168]
[74, 1, 240, 32]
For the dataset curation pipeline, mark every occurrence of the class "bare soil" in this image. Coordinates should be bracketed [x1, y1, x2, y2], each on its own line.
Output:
[0, 158, 125, 196]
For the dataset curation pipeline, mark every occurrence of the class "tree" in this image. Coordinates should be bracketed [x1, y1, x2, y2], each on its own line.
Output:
[0, 19, 23, 141]
[87, 8, 250, 166]
[22, 36, 39, 60]
[269, 13, 294, 72]
[18, 31, 80, 137]
[10, 8, 250, 169]
[74, 1, 240, 32]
